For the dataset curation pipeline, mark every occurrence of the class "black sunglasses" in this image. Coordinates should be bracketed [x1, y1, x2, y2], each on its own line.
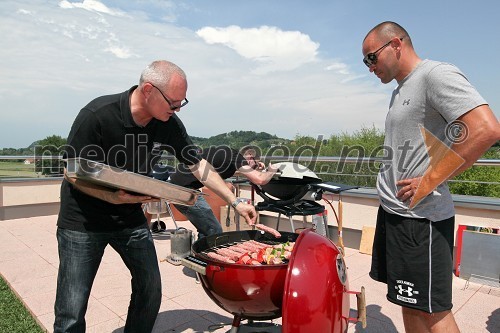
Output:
[363, 37, 404, 67]
[150, 83, 189, 111]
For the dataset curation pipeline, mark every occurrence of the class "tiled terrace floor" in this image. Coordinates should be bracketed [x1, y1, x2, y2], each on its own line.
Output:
[0, 215, 498, 332]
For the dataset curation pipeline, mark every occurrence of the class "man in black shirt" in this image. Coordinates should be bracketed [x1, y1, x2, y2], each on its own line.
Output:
[151, 145, 277, 237]
[54, 60, 257, 333]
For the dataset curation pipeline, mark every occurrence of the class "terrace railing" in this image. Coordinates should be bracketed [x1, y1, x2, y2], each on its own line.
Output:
[1, 155, 499, 199]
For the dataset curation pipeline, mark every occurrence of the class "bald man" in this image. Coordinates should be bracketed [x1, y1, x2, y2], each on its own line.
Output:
[362, 22, 499, 333]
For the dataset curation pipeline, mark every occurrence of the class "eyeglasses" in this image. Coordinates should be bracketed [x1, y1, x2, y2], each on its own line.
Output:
[150, 83, 189, 111]
[363, 37, 404, 67]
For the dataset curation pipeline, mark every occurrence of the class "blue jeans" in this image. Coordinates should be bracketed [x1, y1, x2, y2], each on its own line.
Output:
[174, 195, 223, 238]
[54, 225, 162, 333]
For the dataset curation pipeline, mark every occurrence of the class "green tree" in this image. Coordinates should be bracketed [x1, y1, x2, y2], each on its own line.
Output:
[192, 131, 288, 152]
[449, 148, 500, 197]
[281, 126, 385, 187]
[3, 129, 496, 197]
[34, 135, 67, 176]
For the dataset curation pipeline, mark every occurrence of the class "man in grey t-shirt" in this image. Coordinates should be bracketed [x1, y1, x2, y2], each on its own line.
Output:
[362, 21, 499, 333]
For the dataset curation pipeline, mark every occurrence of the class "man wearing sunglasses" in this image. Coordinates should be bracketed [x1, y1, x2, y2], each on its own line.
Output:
[362, 22, 499, 333]
[54, 60, 258, 333]
[147, 145, 277, 237]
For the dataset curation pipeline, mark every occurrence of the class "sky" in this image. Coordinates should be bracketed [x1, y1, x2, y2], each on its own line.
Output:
[1, 0, 499, 149]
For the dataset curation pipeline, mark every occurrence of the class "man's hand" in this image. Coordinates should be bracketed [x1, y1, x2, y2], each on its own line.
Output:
[255, 161, 266, 170]
[106, 189, 153, 205]
[67, 171, 153, 205]
[235, 202, 258, 225]
[267, 163, 279, 176]
[396, 177, 423, 204]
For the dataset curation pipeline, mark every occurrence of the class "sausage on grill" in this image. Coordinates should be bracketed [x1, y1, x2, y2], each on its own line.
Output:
[237, 242, 261, 252]
[207, 252, 235, 263]
[227, 245, 248, 254]
[216, 248, 241, 261]
[255, 224, 282, 238]
[249, 240, 270, 249]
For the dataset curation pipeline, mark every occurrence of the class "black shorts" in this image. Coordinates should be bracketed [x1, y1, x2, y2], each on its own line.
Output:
[369, 206, 455, 313]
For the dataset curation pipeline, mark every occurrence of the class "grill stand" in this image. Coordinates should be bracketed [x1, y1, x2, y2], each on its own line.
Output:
[255, 200, 329, 238]
[228, 316, 281, 333]
[144, 201, 179, 234]
[158, 202, 179, 233]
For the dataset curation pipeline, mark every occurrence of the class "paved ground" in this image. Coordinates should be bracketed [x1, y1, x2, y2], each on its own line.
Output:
[0, 215, 498, 332]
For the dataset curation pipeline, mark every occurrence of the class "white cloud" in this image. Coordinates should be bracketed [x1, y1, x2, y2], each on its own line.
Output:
[196, 25, 319, 74]
[17, 8, 33, 15]
[325, 62, 350, 75]
[104, 46, 135, 59]
[58, 0, 126, 17]
[0, 1, 392, 149]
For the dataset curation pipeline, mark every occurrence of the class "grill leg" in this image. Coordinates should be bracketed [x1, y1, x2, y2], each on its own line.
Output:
[228, 315, 242, 333]
[288, 216, 295, 233]
[165, 203, 178, 229]
[322, 213, 330, 238]
[275, 213, 281, 230]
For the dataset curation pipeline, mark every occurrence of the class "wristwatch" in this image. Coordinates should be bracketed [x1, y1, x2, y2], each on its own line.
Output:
[231, 198, 246, 209]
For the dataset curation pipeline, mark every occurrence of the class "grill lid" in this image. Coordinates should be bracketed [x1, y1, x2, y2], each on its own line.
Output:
[274, 162, 321, 180]
[256, 162, 322, 201]
[282, 229, 348, 332]
[256, 161, 359, 202]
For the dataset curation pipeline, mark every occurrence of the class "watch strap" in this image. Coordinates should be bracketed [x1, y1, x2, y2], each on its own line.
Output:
[231, 199, 243, 209]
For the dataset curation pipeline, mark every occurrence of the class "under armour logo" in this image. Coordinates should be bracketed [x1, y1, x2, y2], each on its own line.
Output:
[403, 99, 410, 105]
[397, 285, 413, 296]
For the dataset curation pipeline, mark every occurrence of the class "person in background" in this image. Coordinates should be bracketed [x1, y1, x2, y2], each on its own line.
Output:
[54, 60, 257, 333]
[362, 22, 499, 333]
[147, 145, 278, 238]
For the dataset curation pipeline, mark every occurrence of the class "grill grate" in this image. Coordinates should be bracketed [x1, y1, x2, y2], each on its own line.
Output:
[199, 240, 288, 263]
[191, 230, 298, 265]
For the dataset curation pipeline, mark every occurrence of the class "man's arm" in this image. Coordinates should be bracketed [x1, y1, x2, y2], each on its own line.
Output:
[397, 105, 500, 206]
[189, 159, 257, 225]
[64, 169, 153, 205]
[448, 105, 499, 177]
[237, 163, 278, 185]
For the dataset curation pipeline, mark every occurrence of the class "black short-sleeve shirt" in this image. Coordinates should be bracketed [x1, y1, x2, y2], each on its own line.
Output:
[169, 146, 248, 189]
[58, 86, 201, 231]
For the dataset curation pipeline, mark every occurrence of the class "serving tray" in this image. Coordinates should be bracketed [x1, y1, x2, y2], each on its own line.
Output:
[65, 158, 202, 206]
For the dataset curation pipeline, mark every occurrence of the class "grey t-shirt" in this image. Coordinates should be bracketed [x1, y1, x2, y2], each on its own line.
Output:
[377, 59, 487, 221]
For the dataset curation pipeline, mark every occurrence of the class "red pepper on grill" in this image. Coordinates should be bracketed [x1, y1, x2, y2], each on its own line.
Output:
[258, 248, 266, 262]
[237, 253, 262, 265]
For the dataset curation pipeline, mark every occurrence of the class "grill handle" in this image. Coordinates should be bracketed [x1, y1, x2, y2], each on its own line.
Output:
[346, 286, 367, 328]
[181, 255, 226, 276]
[181, 256, 207, 275]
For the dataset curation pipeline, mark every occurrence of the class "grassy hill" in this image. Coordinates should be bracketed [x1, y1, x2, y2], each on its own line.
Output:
[0, 131, 290, 155]
[190, 130, 290, 149]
